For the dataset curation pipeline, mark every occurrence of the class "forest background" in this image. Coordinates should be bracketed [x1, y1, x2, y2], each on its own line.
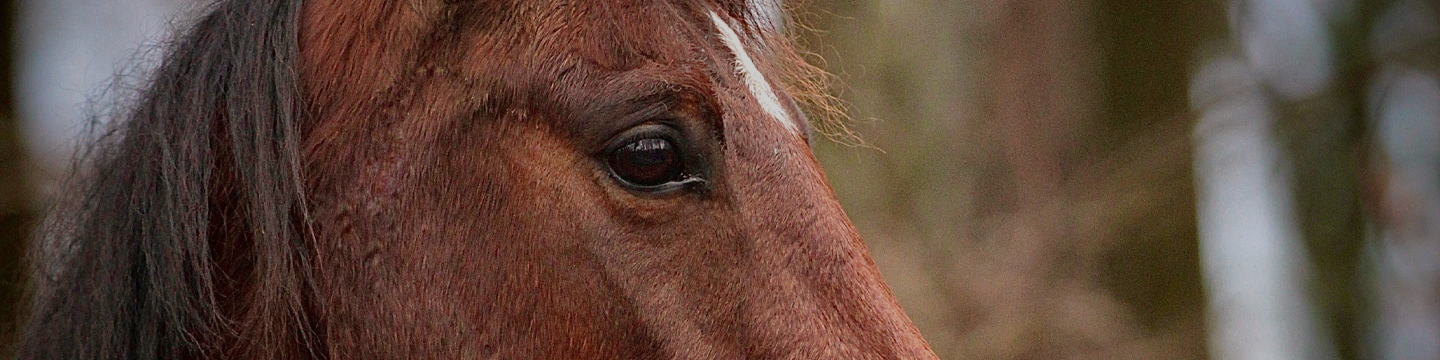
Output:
[3, 0, 1438, 359]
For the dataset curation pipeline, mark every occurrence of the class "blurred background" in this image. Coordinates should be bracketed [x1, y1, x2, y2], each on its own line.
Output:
[0, 0, 1437, 359]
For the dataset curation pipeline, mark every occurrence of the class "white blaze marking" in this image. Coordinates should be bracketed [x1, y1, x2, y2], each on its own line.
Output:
[709, 11, 798, 134]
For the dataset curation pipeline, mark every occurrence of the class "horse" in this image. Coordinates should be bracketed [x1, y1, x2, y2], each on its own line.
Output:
[16, 0, 937, 358]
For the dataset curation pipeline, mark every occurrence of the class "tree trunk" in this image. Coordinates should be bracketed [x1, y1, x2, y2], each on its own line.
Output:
[1, 0, 35, 353]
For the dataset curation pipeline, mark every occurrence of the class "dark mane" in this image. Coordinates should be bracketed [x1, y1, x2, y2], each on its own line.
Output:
[19, 0, 319, 358]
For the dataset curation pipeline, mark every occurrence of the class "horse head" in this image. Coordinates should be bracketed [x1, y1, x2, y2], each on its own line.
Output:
[19, 0, 936, 358]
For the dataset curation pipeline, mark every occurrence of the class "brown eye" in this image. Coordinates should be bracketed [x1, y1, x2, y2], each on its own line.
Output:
[608, 137, 683, 187]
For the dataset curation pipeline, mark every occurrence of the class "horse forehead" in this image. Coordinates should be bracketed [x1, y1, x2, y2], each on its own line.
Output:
[706, 11, 798, 135]
[538, 5, 801, 137]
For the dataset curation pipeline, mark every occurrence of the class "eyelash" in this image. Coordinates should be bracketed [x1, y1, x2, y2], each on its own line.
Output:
[602, 123, 707, 195]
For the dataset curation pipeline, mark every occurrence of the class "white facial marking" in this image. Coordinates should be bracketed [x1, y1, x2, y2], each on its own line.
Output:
[709, 11, 798, 135]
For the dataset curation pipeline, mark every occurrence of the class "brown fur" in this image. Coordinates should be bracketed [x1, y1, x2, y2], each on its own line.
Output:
[21, 0, 935, 358]
[298, 0, 934, 358]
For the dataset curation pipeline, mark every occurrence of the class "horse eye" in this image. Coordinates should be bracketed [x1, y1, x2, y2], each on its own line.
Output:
[608, 137, 684, 187]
